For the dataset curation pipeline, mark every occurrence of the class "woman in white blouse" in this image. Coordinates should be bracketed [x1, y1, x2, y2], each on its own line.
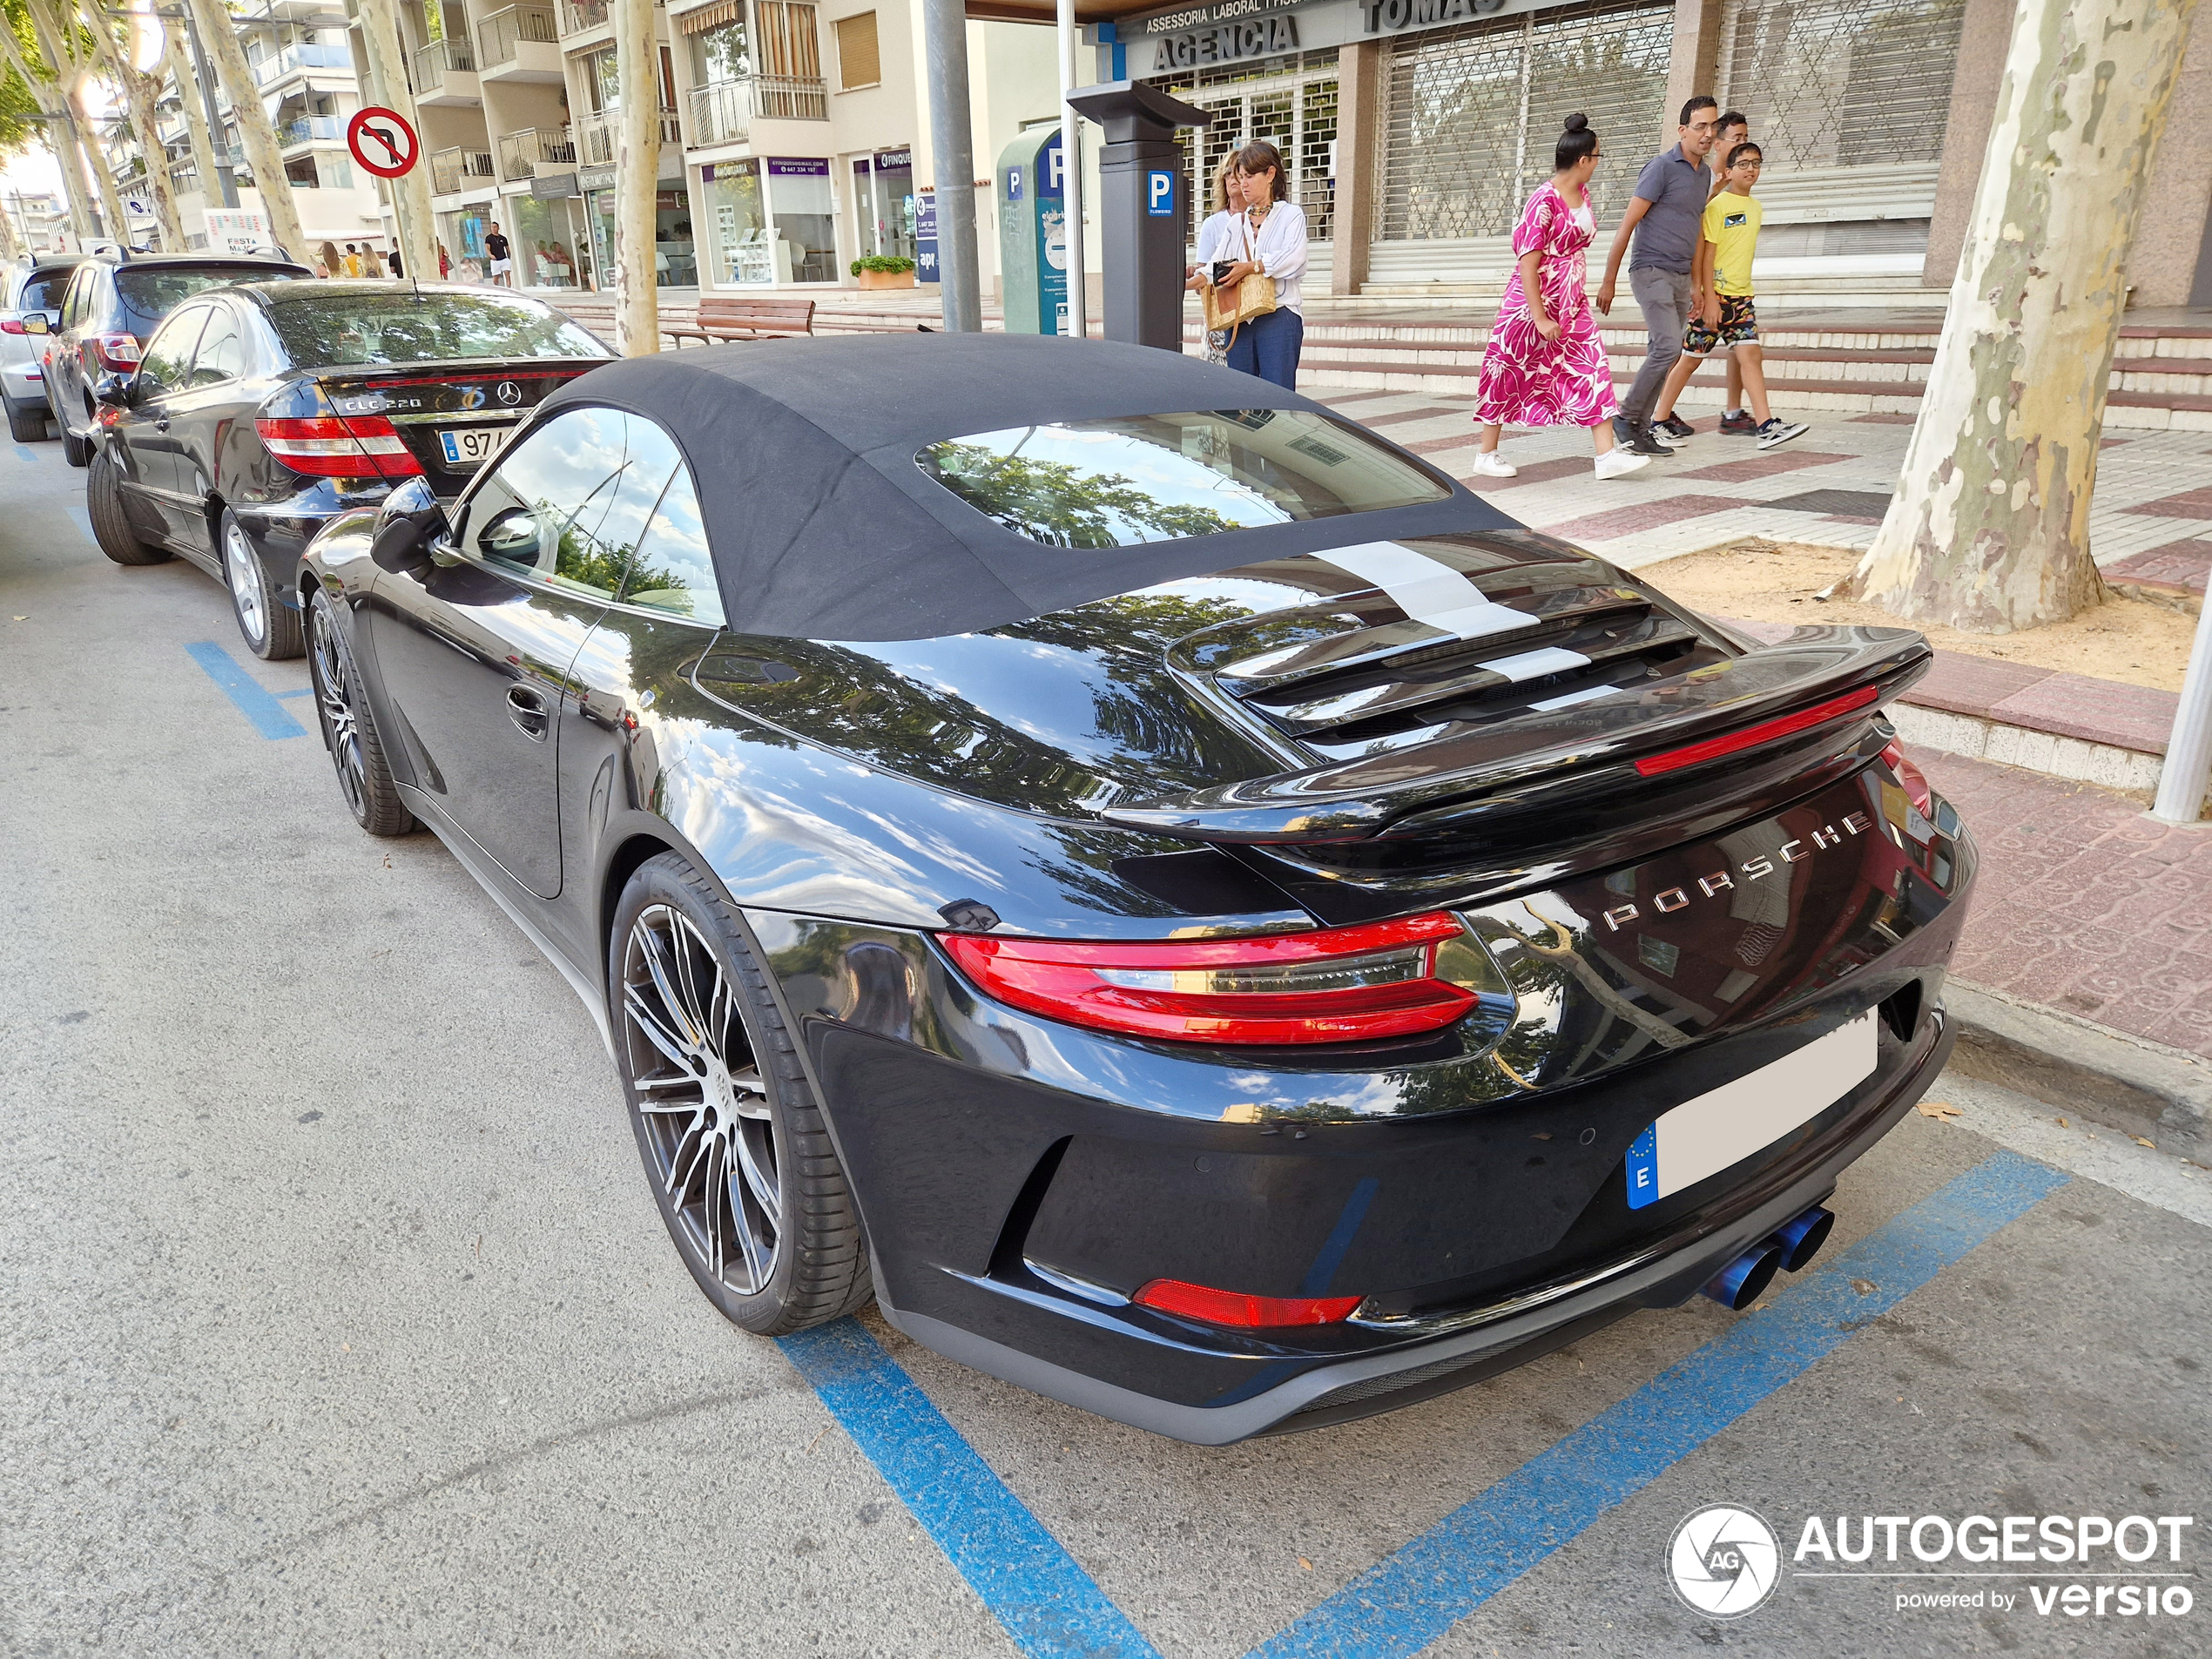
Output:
[1211, 141, 1307, 389]
[1186, 161, 1244, 364]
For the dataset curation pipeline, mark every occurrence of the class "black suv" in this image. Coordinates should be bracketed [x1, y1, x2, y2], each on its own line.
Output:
[37, 250, 307, 466]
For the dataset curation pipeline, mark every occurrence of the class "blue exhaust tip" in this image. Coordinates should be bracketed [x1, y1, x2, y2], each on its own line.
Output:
[1700, 1243, 1782, 1311]
[1770, 1204, 1837, 1273]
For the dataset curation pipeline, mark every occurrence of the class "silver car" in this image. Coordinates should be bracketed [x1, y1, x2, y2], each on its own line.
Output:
[1, 258, 80, 442]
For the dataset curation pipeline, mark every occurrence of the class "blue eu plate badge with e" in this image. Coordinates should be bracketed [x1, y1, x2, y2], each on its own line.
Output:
[1626, 1123, 1660, 1210]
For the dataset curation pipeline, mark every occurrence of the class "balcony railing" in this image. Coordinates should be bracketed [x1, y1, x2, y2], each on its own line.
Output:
[250, 41, 350, 85]
[687, 73, 825, 145]
[496, 125, 576, 180]
[412, 37, 477, 90]
[280, 115, 340, 147]
[575, 108, 682, 165]
[479, 4, 558, 66]
[560, 0, 610, 31]
[431, 145, 497, 193]
[169, 162, 200, 193]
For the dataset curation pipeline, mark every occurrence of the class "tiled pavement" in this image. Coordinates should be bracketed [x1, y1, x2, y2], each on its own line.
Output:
[1919, 746, 2212, 1065]
[1310, 389, 2212, 584]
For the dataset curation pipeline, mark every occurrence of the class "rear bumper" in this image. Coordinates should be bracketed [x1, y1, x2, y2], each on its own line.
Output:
[1, 361, 42, 404]
[880, 1005, 1952, 1442]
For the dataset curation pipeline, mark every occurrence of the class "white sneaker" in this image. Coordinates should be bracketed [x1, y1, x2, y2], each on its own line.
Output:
[1757, 418, 1810, 449]
[1595, 448, 1650, 480]
[1471, 450, 1517, 478]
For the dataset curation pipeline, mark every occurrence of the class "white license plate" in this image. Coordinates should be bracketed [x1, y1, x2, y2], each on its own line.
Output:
[438, 425, 511, 466]
[1626, 1012, 1878, 1210]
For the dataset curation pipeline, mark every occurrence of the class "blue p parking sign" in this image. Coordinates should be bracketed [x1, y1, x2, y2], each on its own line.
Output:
[1146, 169, 1176, 216]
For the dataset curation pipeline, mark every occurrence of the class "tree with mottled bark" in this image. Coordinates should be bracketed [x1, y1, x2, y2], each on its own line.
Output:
[160, 17, 222, 221]
[0, 0, 96, 241]
[22, 0, 128, 246]
[77, 0, 185, 249]
[611, 0, 659, 355]
[352, 0, 435, 283]
[181, 0, 304, 256]
[1851, 0, 2202, 631]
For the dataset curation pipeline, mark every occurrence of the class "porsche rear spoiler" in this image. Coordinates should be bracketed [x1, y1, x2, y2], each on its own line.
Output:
[1102, 625, 1932, 845]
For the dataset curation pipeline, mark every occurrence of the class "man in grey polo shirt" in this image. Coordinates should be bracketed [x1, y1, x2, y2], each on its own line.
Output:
[1597, 96, 1721, 456]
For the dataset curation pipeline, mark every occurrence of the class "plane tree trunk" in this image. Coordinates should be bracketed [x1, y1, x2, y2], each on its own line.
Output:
[612, 0, 660, 355]
[182, 0, 307, 256]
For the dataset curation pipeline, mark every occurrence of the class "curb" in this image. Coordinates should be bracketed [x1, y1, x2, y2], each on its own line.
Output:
[1944, 981, 2212, 1163]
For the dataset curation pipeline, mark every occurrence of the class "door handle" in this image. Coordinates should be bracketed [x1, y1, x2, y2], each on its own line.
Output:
[154, 415, 171, 432]
[506, 684, 550, 740]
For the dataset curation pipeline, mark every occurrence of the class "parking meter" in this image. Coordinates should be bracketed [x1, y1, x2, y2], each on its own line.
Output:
[1065, 80, 1210, 353]
[995, 127, 1069, 336]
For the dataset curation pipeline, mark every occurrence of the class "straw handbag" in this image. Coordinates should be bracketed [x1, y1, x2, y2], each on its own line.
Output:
[1202, 212, 1278, 342]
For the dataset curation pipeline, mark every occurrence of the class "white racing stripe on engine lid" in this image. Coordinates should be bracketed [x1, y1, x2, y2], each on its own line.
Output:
[1480, 645, 1592, 683]
[1320, 542, 1537, 642]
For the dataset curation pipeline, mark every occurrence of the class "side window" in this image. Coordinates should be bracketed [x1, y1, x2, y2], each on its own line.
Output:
[464, 406, 629, 595]
[60, 268, 89, 331]
[565, 415, 683, 604]
[187, 308, 246, 387]
[136, 306, 209, 397]
[624, 464, 723, 625]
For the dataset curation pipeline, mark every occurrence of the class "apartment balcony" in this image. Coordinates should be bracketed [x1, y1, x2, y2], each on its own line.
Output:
[431, 145, 498, 196]
[251, 41, 351, 88]
[686, 73, 826, 146]
[558, 0, 610, 37]
[168, 163, 200, 195]
[280, 115, 340, 151]
[412, 37, 482, 106]
[478, 4, 563, 84]
[496, 125, 577, 181]
[574, 108, 682, 166]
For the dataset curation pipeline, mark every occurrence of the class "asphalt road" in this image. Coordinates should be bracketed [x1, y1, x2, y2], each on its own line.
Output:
[2, 429, 2207, 1658]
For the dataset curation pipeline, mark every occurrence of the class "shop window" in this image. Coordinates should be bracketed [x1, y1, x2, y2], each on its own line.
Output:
[766, 158, 835, 281]
[705, 159, 769, 283]
[834, 12, 879, 90]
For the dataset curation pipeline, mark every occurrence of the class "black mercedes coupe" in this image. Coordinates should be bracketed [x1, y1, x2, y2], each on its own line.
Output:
[297, 335, 1973, 1442]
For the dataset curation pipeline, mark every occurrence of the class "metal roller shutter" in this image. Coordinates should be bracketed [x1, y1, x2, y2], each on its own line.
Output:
[1716, 0, 1968, 172]
[1378, 0, 1674, 243]
[1154, 51, 1339, 246]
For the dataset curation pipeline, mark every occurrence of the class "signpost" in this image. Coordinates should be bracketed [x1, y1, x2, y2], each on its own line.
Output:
[346, 106, 421, 179]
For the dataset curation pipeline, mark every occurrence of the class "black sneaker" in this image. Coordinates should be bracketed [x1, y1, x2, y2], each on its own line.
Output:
[1653, 414, 1696, 442]
[1718, 410, 1759, 435]
[1622, 424, 1675, 457]
[1756, 417, 1809, 449]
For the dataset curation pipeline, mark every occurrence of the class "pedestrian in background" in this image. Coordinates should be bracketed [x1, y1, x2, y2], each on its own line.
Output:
[388, 245, 403, 280]
[1215, 141, 1307, 390]
[437, 241, 452, 280]
[1707, 111, 1756, 435]
[1470, 115, 1648, 482]
[484, 222, 513, 287]
[1649, 141, 1810, 450]
[1187, 159, 1245, 365]
[1595, 95, 1721, 456]
[363, 246, 386, 279]
[342, 243, 362, 278]
[317, 239, 342, 279]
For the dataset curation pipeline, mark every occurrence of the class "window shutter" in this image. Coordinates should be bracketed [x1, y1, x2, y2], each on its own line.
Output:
[835, 11, 880, 90]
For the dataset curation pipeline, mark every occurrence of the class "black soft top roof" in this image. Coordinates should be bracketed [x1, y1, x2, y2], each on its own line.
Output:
[537, 334, 1510, 641]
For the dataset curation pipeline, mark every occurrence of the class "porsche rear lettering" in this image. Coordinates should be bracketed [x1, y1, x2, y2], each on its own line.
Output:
[1602, 812, 1876, 932]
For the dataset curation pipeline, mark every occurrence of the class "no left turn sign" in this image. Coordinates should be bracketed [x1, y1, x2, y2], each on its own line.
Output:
[347, 106, 421, 179]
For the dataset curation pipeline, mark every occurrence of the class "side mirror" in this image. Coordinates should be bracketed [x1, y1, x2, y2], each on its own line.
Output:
[369, 475, 449, 580]
[93, 373, 133, 408]
[20, 312, 48, 335]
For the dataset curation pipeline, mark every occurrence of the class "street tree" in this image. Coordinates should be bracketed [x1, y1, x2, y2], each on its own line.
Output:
[77, 0, 185, 249]
[23, 0, 130, 246]
[181, 0, 304, 255]
[0, 0, 96, 241]
[611, 0, 659, 355]
[159, 14, 223, 223]
[351, 0, 435, 281]
[1851, 0, 2203, 632]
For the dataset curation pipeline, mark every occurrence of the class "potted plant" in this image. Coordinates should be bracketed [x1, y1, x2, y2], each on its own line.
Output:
[851, 254, 918, 291]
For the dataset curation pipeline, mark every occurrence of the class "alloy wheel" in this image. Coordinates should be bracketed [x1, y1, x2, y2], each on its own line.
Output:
[225, 520, 266, 645]
[621, 904, 783, 1296]
[309, 603, 368, 818]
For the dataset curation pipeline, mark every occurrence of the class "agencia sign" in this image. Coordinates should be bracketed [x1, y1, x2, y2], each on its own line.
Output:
[204, 208, 273, 256]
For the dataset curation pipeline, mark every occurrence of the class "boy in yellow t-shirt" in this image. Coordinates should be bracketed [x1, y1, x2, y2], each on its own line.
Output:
[1652, 142, 1808, 450]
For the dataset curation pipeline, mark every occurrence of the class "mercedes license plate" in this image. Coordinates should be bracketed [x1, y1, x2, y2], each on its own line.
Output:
[438, 425, 510, 467]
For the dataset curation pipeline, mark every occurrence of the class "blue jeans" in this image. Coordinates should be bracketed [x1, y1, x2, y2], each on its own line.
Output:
[1225, 307, 1303, 389]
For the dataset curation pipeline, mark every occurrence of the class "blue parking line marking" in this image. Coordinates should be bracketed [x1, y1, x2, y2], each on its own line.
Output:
[12, 443, 35, 464]
[780, 1319, 1163, 1659]
[1248, 1150, 2070, 1658]
[183, 641, 308, 739]
[273, 687, 314, 699]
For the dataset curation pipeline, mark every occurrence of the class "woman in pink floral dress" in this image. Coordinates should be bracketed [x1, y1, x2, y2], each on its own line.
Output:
[1472, 115, 1648, 482]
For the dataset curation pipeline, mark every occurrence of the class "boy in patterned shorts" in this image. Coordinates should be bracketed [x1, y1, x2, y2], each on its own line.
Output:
[1650, 141, 1808, 451]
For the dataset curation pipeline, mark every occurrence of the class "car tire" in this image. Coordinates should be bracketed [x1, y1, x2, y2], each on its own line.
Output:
[306, 586, 415, 837]
[62, 427, 92, 468]
[7, 399, 45, 442]
[221, 509, 303, 660]
[86, 450, 172, 565]
[610, 852, 873, 1336]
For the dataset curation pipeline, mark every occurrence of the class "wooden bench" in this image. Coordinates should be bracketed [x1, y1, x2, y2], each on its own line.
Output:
[665, 296, 816, 346]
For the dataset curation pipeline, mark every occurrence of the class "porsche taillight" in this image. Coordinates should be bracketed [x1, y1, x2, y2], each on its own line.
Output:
[1634, 685, 1882, 778]
[941, 911, 1507, 1044]
[254, 414, 423, 479]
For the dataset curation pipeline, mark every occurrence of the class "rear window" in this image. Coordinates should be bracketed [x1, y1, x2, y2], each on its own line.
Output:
[115, 266, 300, 332]
[917, 410, 1452, 549]
[266, 292, 610, 368]
[17, 272, 72, 313]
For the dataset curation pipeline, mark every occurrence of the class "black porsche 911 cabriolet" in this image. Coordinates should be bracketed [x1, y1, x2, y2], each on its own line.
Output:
[298, 334, 1972, 1442]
